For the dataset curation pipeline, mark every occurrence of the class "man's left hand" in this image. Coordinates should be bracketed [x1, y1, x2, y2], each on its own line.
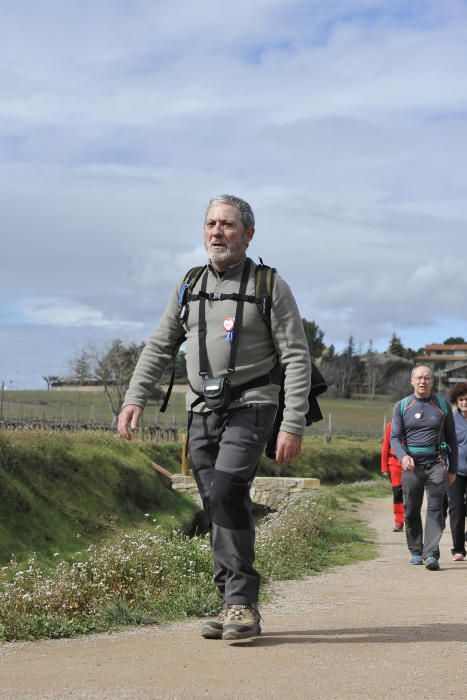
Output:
[275, 430, 303, 464]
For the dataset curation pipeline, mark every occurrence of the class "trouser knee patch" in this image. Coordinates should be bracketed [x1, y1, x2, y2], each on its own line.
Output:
[211, 470, 250, 529]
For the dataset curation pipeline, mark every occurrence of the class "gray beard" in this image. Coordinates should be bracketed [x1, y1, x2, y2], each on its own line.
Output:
[209, 248, 236, 264]
[206, 238, 248, 265]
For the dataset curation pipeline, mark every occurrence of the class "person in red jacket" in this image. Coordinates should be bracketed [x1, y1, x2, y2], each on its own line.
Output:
[381, 420, 405, 531]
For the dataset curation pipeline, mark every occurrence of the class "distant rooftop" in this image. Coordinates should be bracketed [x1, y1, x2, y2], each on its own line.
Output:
[424, 344, 467, 351]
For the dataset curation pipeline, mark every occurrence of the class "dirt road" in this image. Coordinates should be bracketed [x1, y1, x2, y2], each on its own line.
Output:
[1, 497, 466, 699]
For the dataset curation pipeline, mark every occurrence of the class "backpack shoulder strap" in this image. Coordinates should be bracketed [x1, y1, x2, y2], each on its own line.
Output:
[162, 266, 206, 413]
[179, 265, 206, 301]
[430, 394, 451, 456]
[400, 396, 410, 417]
[432, 394, 449, 416]
[178, 265, 207, 322]
[159, 335, 185, 414]
[438, 394, 449, 415]
[255, 258, 276, 330]
[185, 265, 206, 285]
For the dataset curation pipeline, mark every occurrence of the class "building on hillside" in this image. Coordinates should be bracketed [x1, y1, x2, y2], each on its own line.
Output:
[415, 344, 467, 390]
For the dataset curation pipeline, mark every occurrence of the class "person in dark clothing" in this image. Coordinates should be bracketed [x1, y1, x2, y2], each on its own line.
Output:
[447, 382, 467, 561]
[390, 365, 457, 571]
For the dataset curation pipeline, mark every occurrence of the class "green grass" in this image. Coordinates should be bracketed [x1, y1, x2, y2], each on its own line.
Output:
[2, 390, 395, 437]
[308, 396, 395, 437]
[0, 431, 198, 564]
[0, 427, 384, 566]
[0, 482, 386, 642]
[260, 435, 382, 483]
[256, 482, 387, 583]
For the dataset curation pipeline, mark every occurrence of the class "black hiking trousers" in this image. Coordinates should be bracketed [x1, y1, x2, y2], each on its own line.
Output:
[448, 473, 467, 556]
[189, 403, 276, 604]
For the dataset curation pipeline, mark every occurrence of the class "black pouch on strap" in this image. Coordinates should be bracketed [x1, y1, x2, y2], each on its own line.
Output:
[202, 376, 231, 412]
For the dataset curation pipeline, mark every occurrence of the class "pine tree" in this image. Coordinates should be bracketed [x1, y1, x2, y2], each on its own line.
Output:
[301, 318, 325, 359]
[388, 333, 405, 357]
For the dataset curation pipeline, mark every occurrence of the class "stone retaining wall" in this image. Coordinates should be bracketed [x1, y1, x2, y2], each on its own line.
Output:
[250, 476, 320, 509]
[171, 475, 320, 510]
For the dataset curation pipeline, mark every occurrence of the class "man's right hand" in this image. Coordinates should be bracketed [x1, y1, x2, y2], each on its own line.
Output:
[401, 455, 415, 471]
[117, 405, 143, 440]
[275, 430, 303, 464]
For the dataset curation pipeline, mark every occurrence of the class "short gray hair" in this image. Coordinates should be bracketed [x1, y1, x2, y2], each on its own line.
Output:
[205, 194, 255, 230]
[411, 365, 434, 380]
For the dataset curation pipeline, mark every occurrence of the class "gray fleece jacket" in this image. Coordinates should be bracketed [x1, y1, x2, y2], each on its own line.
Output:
[123, 256, 311, 435]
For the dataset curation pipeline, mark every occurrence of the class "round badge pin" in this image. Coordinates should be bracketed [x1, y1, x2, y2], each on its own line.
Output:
[414, 412, 422, 419]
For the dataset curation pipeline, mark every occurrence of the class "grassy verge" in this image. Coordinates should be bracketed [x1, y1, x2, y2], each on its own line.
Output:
[0, 430, 382, 566]
[259, 435, 381, 483]
[256, 480, 388, 582]
[0, 481, 388, 642]
[0, 431, 198, 564]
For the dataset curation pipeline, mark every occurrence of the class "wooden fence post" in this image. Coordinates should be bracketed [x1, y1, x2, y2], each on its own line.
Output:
[181, 433, 189, 475]
[324, 413, 332, 444]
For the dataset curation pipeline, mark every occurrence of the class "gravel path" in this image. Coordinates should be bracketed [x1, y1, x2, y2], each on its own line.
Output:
[1, 497, 466, 699]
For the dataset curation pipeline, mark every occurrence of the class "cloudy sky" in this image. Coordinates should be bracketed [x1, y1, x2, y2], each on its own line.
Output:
[1, 0, 467, 389]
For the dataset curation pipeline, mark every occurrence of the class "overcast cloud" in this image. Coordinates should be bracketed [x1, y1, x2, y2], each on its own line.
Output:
[1, 0, 467, 388]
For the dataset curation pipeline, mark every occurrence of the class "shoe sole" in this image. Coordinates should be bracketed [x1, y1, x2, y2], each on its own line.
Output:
[201, 622, 223, 640]
[222, 625, 261, 640]
[425, 562, 440, 571]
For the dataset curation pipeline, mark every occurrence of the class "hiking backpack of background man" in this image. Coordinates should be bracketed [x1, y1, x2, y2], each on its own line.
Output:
[160, 259, 328, 458]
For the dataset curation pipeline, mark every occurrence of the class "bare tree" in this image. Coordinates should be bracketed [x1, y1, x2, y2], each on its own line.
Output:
[93, 340, 144, 425]
[68, 340, 145, 425]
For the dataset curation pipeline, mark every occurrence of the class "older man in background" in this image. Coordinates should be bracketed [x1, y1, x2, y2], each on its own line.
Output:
[390, 365, 457, 570]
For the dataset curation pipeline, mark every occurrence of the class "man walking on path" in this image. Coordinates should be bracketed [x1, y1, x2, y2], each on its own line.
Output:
[118, 194, 311, 640]
[390, 365, 458, 570]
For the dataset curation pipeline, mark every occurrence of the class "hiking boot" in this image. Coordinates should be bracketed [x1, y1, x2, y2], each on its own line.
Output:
[393, 524, 404, 532]
[425, 556, 440, 571]
[201, 608, 228, 639]
[410, 554, 423, 565]
[222, 604, 261, 640]
[452, 553, 465, 562]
